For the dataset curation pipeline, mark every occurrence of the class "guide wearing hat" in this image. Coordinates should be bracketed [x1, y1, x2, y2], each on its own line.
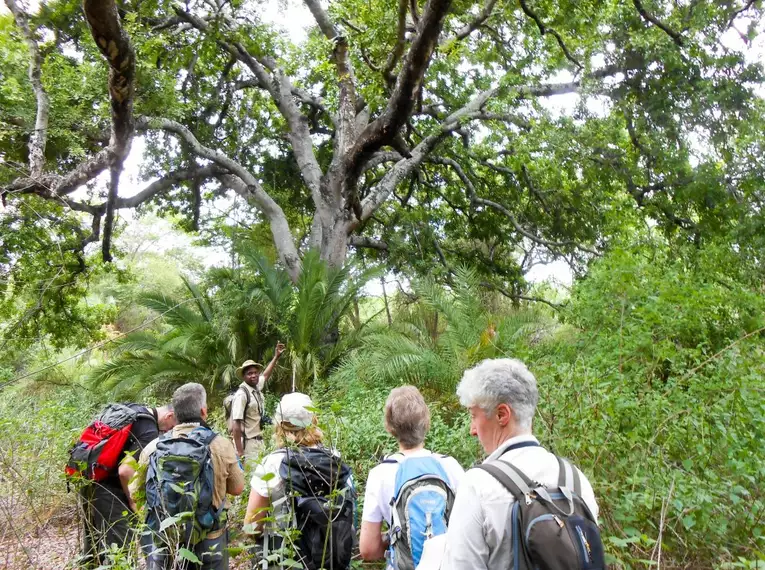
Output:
[231, 342, 285, 460]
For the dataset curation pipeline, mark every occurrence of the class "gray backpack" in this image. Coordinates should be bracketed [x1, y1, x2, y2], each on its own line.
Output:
[477, 453, 605, 570]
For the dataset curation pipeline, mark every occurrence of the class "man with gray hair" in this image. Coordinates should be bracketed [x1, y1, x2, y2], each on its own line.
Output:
[132, 383, 244, 569]
[441, 358, 600, 570]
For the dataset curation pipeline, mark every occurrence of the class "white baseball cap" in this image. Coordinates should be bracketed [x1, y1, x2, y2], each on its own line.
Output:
[274, 392, 316, 428]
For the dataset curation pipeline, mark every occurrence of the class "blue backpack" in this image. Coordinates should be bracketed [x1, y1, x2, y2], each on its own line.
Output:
[145, 426, 223, 547]
[387, 455, 456, 570]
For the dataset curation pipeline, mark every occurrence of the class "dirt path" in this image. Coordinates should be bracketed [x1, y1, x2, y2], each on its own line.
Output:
[0, 519, 255, 569]
[0, 522, 79, 569]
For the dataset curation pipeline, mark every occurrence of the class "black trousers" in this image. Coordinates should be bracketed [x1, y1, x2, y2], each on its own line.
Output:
[78, 484, 134, 566]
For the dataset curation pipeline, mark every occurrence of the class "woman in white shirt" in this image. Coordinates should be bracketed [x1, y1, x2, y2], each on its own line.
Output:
[244, 392, 354, 570]
[359, 385, 465, 565]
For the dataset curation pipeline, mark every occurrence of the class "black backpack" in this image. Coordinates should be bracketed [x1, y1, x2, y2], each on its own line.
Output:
[477, 454, 605, 570]
[279, 446, 356, 570]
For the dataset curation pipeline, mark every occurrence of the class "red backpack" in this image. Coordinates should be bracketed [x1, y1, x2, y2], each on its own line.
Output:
[65, 403, 154, 482]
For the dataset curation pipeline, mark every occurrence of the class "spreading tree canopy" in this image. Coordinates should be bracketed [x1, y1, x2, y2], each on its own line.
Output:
[1, 0, 764, 340]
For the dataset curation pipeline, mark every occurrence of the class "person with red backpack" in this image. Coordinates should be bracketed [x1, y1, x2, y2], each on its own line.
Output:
[67, 402, 175, 567]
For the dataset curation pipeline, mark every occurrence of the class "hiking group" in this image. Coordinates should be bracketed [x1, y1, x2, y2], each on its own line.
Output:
[67, 350, 605, 570]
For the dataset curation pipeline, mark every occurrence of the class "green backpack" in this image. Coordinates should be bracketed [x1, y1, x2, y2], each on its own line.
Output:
[145, 426, 223, 546]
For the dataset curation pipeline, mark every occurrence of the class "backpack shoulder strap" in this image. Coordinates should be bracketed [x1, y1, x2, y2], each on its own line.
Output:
[475, 460, 533, 503]
[381, 452, 404, 465]
[190, 426, 218, 446]
[556, 456, 582, 496]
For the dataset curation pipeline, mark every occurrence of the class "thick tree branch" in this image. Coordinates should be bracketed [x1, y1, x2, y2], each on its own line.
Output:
[362, 151, 404, 173]
[359, 79, 510, 220]
[116, 165, 224, 209]
[218, 174, 302, 281]
[453, 0, 499, 41]
[303, 0, 338, 39]
[173, 7, 324, 204]
[137, 117, 257, 188]
[518, 0, 583, 70]
[348, 0, 453, 176]
[633, 0, 684, 47]
[83, 0, 136, 262]
[348, 236, 389, 250]
[5, 0, 49, 178]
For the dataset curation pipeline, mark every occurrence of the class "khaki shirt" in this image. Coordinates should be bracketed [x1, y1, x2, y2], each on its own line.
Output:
[230, 381, 264, 439]
[132, 423, 245, 512]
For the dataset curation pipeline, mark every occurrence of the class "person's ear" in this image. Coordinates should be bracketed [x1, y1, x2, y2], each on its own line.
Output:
[496, 403, 514, 427]
[201, 406, 208, 421]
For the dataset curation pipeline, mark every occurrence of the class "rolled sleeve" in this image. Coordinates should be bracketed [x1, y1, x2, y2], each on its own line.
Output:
[361, 472, 383, 523]
[441, 477, 489, 570]
[230, 390, 248, 422]
[250, 453, 285, 498]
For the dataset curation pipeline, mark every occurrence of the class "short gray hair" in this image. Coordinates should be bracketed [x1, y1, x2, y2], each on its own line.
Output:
[384, 385, 431, 449]
[457, 358, 538, 431]
[172, 383, 207, 423]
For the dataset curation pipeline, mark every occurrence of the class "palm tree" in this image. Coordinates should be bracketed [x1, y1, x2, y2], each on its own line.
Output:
[90, 277, 249, 398]
[331, 266, 551, 397]
[91, 249, 380, 397]
[241, 249, 382, 391]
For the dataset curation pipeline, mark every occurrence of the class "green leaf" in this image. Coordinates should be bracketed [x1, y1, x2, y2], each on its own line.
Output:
[159, 514, 181, 531]
[178, 548, 201, 564]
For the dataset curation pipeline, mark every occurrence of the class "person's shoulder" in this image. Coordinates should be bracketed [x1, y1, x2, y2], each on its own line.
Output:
[366, 455, 400, 480]
[139, 437, 160, 463]
[253, 449, 287, 479]
[210, 431, 236, 453]
[233, 384, 250, 398]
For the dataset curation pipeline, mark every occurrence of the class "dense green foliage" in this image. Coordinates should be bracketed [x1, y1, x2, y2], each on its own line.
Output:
[2, 3, 765, 567]
[89, 246, 377, 398]
[4, 235, 763, 568]
[2, 0, 765, 344]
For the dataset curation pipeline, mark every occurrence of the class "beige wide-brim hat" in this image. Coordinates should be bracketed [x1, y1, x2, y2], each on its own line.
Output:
[235, 359, 263, 380]
[274, 392, 316, 428]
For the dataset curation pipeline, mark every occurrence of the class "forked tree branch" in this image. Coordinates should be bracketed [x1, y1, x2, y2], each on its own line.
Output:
[518, 0, 583, 70]
[173, 7, 324, 203]
[453, 0, 499, 41]
[348, 0, 453, 177]
[633, 0, 684, 47]
[5, 0, 49, 178]
[382, 0, 410, 84]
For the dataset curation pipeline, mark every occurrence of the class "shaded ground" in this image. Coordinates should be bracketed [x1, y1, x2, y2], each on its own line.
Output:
[0, 519, 79, 569]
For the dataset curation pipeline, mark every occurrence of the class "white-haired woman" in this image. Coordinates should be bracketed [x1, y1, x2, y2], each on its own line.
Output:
[359, 385, 464, 565]
[244, 392, 355, 570]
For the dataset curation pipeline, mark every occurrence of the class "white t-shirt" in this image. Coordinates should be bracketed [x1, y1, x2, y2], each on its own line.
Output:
[361, 450, 465, 524]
